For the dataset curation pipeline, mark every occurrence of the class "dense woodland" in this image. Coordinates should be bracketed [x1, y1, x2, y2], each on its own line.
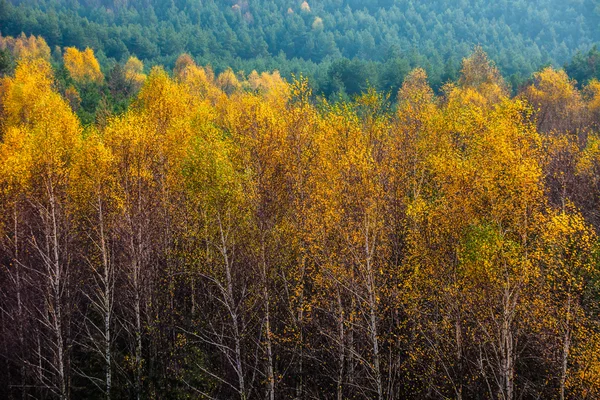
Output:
[1, 33, 600, 399]
[2, 0, 600, 95]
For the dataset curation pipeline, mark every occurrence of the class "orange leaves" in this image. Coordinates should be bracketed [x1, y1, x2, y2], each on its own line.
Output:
[0, 126, 32, 196]
[173, 53, 196, 78]
[64, 85, 81, 111]
[63, 47, 104, 84]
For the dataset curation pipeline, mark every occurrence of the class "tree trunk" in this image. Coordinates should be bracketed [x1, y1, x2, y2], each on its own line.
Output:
[337, 289, 345, 400]
[98, 197, 112, 400]
[48, 181, 68, 400]
[220, 219, 246, 400]
[365, 227, 383, 400]
[560, 293, 571, 400]
[501, 287, 515, 400]
[261, 238, 275, 400]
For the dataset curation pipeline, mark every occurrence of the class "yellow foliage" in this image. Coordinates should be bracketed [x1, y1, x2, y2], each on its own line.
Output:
[0, 33, 50, 61]
[577, 133, 600, 182]
[247, 70, 261, 90]
[585, 78, 600, 124]
[177, 63, 220, 101]
[523, 67, 584, 133]
[124, 56, 146, 91]
[244, 70, 290, 104]
[216, 68, 242, 95]
[63, 47, 104, 84]
[174, 53, 195, 78]
[1, 40, 600, 398]
[0, 57, 82, 199]
[458, 46, 508, 102]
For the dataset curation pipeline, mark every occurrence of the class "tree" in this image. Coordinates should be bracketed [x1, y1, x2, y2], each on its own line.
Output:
[535, 209, 599, 400]
[123, 56, 146, 92]
[63, 47, 104, 84]
[0, 57, 82, 399]
[522, 67, 586, 135]
[69, 131, 119, 400]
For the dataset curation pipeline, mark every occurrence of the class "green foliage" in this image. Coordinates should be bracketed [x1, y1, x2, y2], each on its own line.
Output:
[0, 47, 14, 76]
[2, 0, 600, 94]
[565, 45, 600, 85]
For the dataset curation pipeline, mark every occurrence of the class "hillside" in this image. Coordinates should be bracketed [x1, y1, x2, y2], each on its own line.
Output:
[1, 0, 600, 93]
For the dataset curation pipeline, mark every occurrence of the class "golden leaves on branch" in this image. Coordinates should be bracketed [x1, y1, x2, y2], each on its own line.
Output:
[63, 47, 104, 84]
[124, 56, 146, 91]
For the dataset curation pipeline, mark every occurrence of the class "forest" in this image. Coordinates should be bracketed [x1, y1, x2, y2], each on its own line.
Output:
[1, 32, 600, 399]
[2, 0, 600, 95]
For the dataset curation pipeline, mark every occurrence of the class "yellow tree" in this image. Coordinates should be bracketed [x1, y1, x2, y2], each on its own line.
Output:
[107, 65, 222, 397]
[225, 91, 286, 400]
[0, 33, 51, 61]
[123, 56, 146, 92]
[180, 117, 252, 400]
[173, 53, 195, 78]
[534, 210, 599, 400]
[458, 45, 508, 103]
[0, 58, 82, 399]
[404, 48, 546, 398]
[63, 47, 104, 84]
[68, 130, 119, 400]
[305, 89, 395, 400]
[216, 68, 242, 95]
[177, 61, 222, 101]
[584, 78, 600, 127]
[522, 67, 586, 135]
[102, 111, 155, 400]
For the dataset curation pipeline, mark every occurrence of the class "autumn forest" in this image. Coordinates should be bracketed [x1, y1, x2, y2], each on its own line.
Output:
[2, 28, 600, 400]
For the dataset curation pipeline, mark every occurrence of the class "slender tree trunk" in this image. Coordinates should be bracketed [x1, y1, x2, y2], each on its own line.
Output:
[132, 180, 144, 400]
[219, 219, 246, 400]
[560, 293, 571, 400]
[13, 206, 27, 400]
[48, 182, 67, 400]
[295, 259, 305, 400]
[134, 256, 142, 400]
[365, 226, 383, 400]
[501, 286, 514, 400]
[348, 295, 356, 389]
[98, 197, 112, 400]
[455, 315, 463, 400]
[261, 237, 275, 400]
[337, 289, 345, 400]
[366, 266, 383, 400]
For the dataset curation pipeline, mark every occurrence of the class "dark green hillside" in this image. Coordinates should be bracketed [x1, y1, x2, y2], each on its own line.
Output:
[2, 0, 600, 93]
